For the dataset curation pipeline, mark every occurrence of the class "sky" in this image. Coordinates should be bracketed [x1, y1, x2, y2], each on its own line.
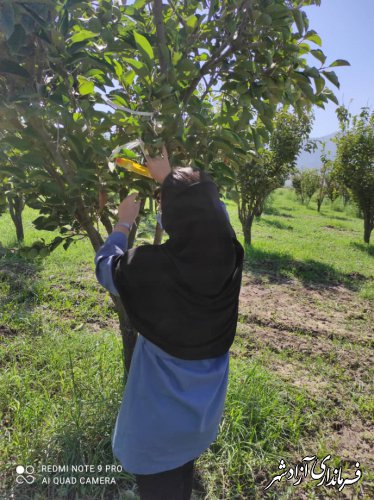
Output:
[304, 0, 374, 138]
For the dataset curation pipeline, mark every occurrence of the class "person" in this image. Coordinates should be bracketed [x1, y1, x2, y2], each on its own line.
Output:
[94, 146, 244, 500]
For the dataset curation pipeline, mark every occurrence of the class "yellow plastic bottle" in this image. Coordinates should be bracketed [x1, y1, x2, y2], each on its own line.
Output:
[115, 158, 153, 179]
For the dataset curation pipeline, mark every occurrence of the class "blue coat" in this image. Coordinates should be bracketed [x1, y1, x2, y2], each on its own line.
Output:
[94, 204, 231, 474]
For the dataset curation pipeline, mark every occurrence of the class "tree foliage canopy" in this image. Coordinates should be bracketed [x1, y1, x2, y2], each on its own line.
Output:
[0, 0, 347, 250]
[334, 106, 374, 243]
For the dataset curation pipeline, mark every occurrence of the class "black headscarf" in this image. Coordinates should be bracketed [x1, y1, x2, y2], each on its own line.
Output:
[112, 169, 244, 360]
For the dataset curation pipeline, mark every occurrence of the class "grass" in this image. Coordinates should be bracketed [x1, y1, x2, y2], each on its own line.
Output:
[228, 190, 374, 294]
[198, 359, 315, 499]
[0, 188, 373, 499]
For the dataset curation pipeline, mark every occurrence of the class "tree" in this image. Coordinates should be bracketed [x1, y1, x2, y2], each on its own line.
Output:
[292, 170, 304, 202]
[0, 0, 347, 371]
[316, 145, 334, 212]
[334, 106, 374, 243]
[0, 178, 8, 226]
[235, 110, 312, 245]
[292, 168, 320, 206]
[0, 142, 26, 242]
[0, 0, 153, 372]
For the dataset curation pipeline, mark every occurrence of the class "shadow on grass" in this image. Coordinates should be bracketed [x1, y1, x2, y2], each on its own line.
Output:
[325, 215, 352, 222]
[351, 242, 374, 256]
[261, 219, 294, 231]
[0, 244, 43, 334]
[244, 246, 368, 290]
[263, 206, 294, 218]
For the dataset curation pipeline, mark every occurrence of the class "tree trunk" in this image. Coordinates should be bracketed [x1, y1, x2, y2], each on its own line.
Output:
[100, 211, 113, 235]
[153, 0, 169, 75]
[127, 198, 146, 249]
[363, 212, 373, 244]
[317, 199, 322, 212]
[75, 199, 138, 373]
[111, 295, 138, 376]
[7, 193, 24, 242]
[241, 213, 255, 246]
[153, 222, 163, 245]
[75, 200, 103, 252]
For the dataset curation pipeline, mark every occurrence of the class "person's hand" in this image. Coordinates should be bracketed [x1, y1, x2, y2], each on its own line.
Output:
[117, 192, 141, 225]
[145, 144, 172, 184]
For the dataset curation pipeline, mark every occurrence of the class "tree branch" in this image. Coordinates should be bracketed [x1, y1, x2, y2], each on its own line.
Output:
[153, 0, 169, 75]
[29, 116, 75, 185]
[181, 43, 237, 106]
[181, 0, 252, 106]
[200, 71, 219, 101]
[166, 0, 187, 29]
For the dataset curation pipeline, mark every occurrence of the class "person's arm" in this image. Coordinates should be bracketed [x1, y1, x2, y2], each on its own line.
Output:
[95, 231, 128, 296]
[94, 193, 141, 295]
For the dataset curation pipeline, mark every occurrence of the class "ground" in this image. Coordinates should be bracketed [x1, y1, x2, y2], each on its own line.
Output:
[234, 275, 373, 498]
[0, 188, 373, 499]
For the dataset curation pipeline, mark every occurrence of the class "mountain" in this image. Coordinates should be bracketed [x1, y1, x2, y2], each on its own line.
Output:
[296, 132, 337, 170]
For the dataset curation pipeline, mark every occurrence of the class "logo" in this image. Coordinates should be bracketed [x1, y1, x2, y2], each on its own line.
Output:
[264, 455, 362, 492]
[16, 465, 35, 484]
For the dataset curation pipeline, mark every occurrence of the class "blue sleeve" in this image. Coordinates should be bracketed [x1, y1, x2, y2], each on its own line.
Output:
[94, 231, 128, 296]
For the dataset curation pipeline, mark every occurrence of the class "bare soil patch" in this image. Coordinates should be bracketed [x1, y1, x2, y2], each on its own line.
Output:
[234, 273, 373, 497]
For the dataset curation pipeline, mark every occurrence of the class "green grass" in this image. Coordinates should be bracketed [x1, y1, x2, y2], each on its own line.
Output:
[227, 189, 374, 296]
[198, 359, 315, 499]
[0, 189, 373, 499]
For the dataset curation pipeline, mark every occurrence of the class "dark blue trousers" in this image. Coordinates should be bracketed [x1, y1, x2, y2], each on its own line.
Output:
[135, 459, 195, 500]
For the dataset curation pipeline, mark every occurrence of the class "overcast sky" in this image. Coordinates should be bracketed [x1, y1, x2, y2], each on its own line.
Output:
[304, 0, 374, 138]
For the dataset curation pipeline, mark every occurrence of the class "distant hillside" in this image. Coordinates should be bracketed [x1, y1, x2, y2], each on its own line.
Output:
[296, 133, 337, 170]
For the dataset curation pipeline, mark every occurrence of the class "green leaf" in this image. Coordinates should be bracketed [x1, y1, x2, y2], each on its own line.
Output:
[70, 30, 99, 44]
[259, 13, 272, 26]
[190, 113, 207, 128]
[77, 75, 94, 96]
[310, 49, 326, 64]
[172, 51, 183, 65]
[186, 15, 198, 28]
[134, 31, 154, 60]
[305, 30, 322, 46]
[0, 59, 30, 78]
[265, 3, 290, 19]
[251, 128, 262, 150]
[123, 58, 149, 78]
[0, 0, 15, 40]
[299, 82, 315, 100]
[133, 0, 147, 8]
[122, 69, 136, 85]
[323, 88, 339, 105]
[314, 76, 325, 94]
[293, 9, 304, 36]
[211, 161, 235, 181]
[113, 59, 123, 78]
[322, 70, 340, 89]
[111, 95, 129, 108]
[260, 114, 274, 132]
[330, 59, 350, 67]
[177, 58, 197, 74]
[303, 67, 320, 79]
